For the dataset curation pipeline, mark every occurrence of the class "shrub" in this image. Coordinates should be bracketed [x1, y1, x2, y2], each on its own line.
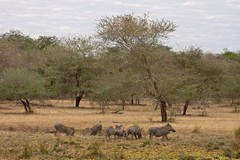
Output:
[192, 125, 201, 133]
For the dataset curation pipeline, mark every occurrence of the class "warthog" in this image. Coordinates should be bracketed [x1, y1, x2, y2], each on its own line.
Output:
[148, 123, 176, 140]
[116, 129, 127, 138]
[105, 125, 126, 139]
[127, 126, 143, 139]
[90, 123, 102, 136]
[54, 123, 75, 136]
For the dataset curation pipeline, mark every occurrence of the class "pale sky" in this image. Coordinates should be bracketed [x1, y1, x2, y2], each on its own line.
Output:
[0, 0, 240, 53]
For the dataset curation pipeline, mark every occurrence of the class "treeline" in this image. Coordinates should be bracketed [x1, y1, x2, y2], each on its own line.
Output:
[0, 14, 239, 121]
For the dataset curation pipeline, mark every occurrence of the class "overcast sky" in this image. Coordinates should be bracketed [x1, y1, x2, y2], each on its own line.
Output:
[1, 0, 240, 53]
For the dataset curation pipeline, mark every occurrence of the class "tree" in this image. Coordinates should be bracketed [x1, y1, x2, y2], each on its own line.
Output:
[41, 36, 98, 107]
[176, 47, 226, 115]
[175, 47, 203, 115]
[97, 14, 176, 122]
[35, 36, 59, 50]
[220, 49, 240, 109]
[0, 30, 53, 112]
[90, 46, 136, 111]
[0, 68, 47, 112]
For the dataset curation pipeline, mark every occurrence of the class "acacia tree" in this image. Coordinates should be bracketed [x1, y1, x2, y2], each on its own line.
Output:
[0, 31, 51, 112]
[175, 47, 227, 115]
[91, 47, 143, 111]
[175, 47, 204, 115]
[0, 68, 47, 112]
[41, 36, 98, 107]
[96, 14, 176, 122]
[220, 49, 240, 109]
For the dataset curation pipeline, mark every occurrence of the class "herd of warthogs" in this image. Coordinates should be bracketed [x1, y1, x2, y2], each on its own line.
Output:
[53, 123, 176, 140]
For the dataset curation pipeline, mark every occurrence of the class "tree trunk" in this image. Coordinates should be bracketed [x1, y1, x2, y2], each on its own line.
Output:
[75, 92, 83, 107]
[160, 101, 167, 122]
[183, 99, 190, 115]
[21, 98, 31, 112]
[122, 99, 125, 110]
[136, 99, 140, 105]
[154, 101, 159, 110]
[141, 53, 167, 122]
[130, 95, 134, 105]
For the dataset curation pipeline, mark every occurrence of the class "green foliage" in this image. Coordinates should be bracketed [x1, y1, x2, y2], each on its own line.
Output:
[97, 13, 176, 48]
[2, 30, 36, 50]
[0, 68, 47, 99]
[35, 36, 58, 50]
[222, 48, 240, 61]
[0, 22, 240, 112]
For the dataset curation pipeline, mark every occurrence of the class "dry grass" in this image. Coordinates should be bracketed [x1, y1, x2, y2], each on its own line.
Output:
[0, 99, 240, 159]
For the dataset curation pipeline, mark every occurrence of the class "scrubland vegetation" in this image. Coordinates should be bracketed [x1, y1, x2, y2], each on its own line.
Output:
[0, 13, 240, 159]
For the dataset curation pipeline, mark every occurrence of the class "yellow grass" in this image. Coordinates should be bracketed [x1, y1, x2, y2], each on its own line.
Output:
[0, 99, 239, 159]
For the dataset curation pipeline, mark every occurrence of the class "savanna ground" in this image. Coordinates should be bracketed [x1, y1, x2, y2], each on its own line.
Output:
[0, 99, 239, 160]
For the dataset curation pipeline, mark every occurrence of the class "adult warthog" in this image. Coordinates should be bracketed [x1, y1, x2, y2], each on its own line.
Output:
[127, 126, 143, 139]
[90, 123, 102, 136]
[148, 123, 176, 140]
[105, 125, 126, 139]
[54, 123, 75, 136]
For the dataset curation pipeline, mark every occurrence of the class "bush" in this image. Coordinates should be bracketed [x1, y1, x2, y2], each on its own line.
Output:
[192, 125, 201, 133]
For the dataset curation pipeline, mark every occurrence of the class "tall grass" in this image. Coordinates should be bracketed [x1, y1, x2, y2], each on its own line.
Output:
[18, 144, 32, 159]
[235, 127, 240, 141]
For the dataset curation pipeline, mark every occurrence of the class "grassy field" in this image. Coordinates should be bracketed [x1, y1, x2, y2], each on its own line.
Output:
[0, 99, 239, 160]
